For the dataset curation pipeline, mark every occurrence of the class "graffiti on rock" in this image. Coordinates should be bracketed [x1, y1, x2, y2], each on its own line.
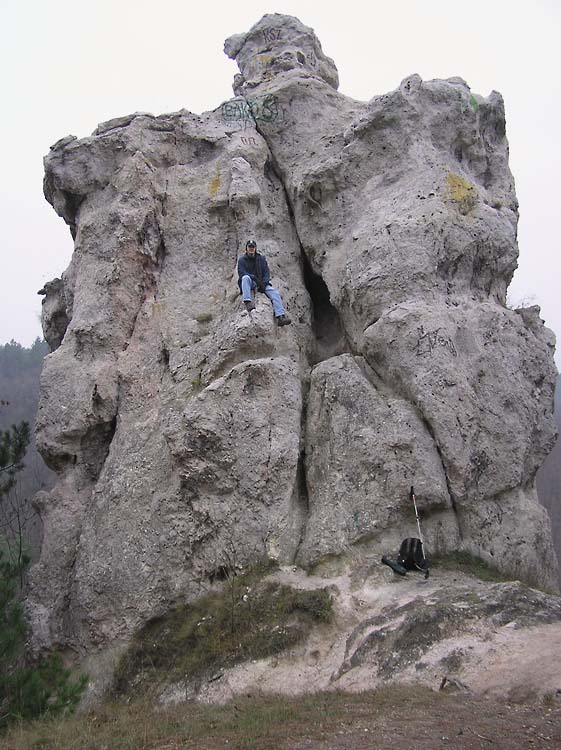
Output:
[414, 326, 458, 357]
[262, 27, 282, 44]
[222, 95, 281, 127]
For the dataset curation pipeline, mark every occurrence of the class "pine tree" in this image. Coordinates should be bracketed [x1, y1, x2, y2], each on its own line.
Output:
[0, 414, 86, 729]
[0, 422, 30, 497]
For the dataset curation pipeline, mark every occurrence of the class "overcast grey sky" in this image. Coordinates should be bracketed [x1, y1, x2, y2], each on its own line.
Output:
[2, 0, 560, 366]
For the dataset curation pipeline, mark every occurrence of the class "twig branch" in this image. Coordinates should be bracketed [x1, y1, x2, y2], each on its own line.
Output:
[468, 727, 493, 743]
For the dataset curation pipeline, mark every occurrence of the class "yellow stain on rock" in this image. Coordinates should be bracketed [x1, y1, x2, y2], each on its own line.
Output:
[259, 54, 274, 66]
[209, 171, 221, 197]
[447, 172, 478, 214]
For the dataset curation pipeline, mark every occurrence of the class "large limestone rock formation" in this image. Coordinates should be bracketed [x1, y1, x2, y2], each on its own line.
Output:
[29, 14, 558, 663]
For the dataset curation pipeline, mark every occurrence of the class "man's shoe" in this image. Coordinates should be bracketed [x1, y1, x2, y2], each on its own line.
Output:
[244, 300, 256, 312]
[381, 556, 407, 576]
[276, 314, 291, 327]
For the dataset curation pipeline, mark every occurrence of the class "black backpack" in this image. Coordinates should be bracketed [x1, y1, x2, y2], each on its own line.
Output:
[398, 537, 429, 573]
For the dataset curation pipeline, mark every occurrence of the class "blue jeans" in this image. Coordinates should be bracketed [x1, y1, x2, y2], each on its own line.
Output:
[241, 274, 285, 317]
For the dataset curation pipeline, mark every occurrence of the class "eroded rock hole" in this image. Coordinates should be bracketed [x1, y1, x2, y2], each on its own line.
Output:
[82, 416, 117, 481]
[208, 565, 231, 583]
[302, 253, 347, 364]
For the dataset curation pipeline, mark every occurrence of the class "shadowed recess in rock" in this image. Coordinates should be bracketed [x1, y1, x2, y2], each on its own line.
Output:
[301, 251, 347, 364]
[81, 416, 118, 482]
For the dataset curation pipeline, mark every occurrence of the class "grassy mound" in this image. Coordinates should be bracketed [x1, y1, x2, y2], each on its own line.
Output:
[433, 551, 513, 583]
[113, 564, 333, 696]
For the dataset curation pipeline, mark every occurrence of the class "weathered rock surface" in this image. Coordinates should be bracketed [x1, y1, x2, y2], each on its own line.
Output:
[156, 564, 561, 704]
[29, 12, 558, 668]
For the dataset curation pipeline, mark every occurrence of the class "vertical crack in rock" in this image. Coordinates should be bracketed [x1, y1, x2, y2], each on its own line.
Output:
[158, 344, 171, 382]
[293, 379, 311, 563]
[249, 107, 352, 557]
[417, 410, 463, 540]
[126, 210, 167, 346]
[292, 446, 310, 563]
[355, 354, 463, 540]
[253, 95, 462, 553]
[255, 117, 349, 365]
[362, 352, 463, 535]
[227, 112, 318, 561]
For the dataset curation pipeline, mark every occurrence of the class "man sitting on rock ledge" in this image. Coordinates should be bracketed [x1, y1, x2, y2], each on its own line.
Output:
[237, 239, 291, 326]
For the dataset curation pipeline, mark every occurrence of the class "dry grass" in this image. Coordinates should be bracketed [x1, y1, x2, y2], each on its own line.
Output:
[5, 561, 561, 748]
[1, 687, 439, 750]
[5, 687, 561, 750]
[433, 551, 512, 583]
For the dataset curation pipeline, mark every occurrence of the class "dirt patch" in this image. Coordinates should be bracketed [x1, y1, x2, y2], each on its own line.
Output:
[275, 693, 561, 750]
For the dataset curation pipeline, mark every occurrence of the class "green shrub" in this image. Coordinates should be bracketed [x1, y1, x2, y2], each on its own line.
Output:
[0, 550, 87, 730]
[191, 374, 205, 391]
[0, 417, 87, 730]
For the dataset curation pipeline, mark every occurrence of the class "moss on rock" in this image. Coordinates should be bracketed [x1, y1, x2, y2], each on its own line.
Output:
[113, 566, 332, 696]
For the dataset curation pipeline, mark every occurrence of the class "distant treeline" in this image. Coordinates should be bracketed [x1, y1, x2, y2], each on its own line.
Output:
[536, 372, 561, 580]
[0, 338, 55, 558]
[0, 338, 48, 424]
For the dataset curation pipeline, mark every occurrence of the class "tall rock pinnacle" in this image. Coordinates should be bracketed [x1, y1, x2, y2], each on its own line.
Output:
[29, 14, 558, 669]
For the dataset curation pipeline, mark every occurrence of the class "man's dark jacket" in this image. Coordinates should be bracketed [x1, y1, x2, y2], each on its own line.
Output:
[237, 252, 271, 293]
